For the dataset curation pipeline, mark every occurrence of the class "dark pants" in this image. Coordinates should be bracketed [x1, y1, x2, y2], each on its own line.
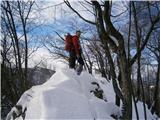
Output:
[69, 51, 84, 69]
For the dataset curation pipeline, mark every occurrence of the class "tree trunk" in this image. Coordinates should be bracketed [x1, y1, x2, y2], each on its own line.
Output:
[132, 2, 147, 119]
[18, 1, 34, 91]
[152, 60, 160, 117]
[147, 64, 151, 109]
[155, 61, 160, 117]
[92, 1, 132, 118]
[118, 47, 132, 119]
[116, 58, 122, 107]
[6, 1, 24, 93]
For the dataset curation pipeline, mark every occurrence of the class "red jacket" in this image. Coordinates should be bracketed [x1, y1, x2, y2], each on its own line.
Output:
[72, 35, 80, 55]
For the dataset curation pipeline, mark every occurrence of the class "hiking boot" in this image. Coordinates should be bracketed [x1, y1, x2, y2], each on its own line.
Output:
[76, 64, 83, 75]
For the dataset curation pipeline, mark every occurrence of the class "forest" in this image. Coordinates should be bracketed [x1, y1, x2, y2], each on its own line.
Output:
[1, 0, 160, 120]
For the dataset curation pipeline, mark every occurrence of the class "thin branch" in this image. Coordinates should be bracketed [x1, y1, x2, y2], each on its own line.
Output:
[64, 0, 96, 25]
[24, 1, 35, 24]
[130, 15, 160, 66]
[34, 1, 65, 11]
[54, 31, 65, 41]
[84, 0, 93, 6]
[111, 8, 128, 17]
[147, 2, 153, 24]
[78, 1, 95, 15]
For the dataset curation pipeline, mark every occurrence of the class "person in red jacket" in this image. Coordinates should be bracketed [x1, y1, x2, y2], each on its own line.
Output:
[69, 30, 84, 74]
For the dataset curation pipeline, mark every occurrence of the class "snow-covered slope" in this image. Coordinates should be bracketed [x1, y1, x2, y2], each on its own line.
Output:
[6, 67, 156, 120]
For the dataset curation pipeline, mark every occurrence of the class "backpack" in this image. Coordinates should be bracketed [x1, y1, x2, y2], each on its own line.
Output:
[64, 33, 73, 51]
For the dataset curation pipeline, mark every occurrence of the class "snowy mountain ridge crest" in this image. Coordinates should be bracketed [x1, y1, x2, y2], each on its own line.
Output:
[6, 68, 155, 120]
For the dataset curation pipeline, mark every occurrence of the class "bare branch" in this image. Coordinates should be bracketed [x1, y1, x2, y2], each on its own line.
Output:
[78, 1, 95, 15]
[130, 15, 160, 66]
[25, 1, 35, 24]
[84, 0, 93, 6]
[54, 31, 65, 41]
[147, 2, 153, 24]
[64, 0, 96, 25]
[111, 8, 128, 17]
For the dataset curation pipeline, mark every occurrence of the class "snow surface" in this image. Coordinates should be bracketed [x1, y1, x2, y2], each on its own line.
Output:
[6, 65, 157, 120]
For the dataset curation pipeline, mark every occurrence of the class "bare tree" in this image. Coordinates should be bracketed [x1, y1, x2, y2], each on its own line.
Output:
[1, 1, 35, 117]
[65, 1, 160, 119]
[132, 2, 147, 119]
[147, 31, 160, 117]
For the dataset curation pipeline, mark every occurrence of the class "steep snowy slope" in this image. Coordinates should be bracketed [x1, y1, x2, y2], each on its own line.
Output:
[6, 68, 156, 120]
[6, 68, 119, 120]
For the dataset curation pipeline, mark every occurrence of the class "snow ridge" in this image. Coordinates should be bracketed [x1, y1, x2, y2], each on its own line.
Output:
[6, 68, 156, 120]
